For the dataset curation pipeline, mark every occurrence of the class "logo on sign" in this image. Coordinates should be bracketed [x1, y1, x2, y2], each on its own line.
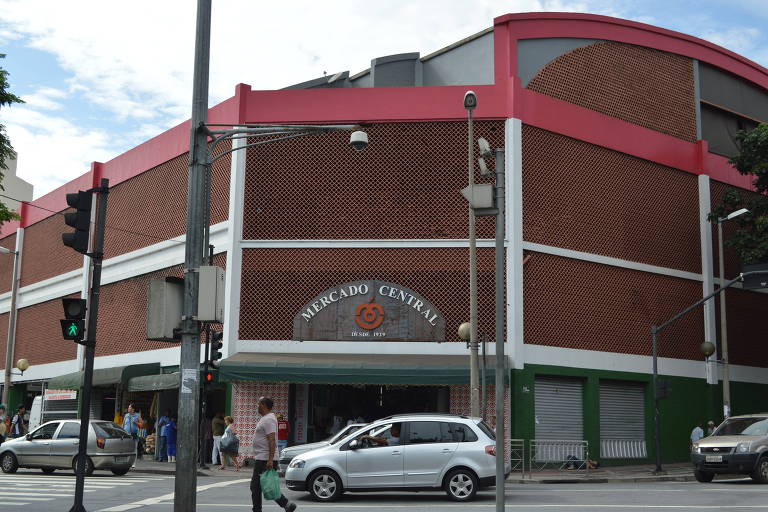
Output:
[355, 298, 384, 330]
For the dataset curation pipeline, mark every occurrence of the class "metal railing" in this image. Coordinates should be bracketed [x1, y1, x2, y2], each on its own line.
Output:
[507, 438, 525, 477]
[528, 439, 591, 475]
[601, 439, 647, 459]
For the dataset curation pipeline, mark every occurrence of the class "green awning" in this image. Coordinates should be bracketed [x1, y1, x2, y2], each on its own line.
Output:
[219, 353, 507, 385]
[127, 372, 179, 392]
[47, 363, 160, 390]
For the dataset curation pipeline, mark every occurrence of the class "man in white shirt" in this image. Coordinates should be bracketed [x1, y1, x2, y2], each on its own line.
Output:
[250, 397, 296, 512]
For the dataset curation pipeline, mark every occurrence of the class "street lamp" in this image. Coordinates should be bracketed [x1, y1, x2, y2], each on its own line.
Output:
[0, 245, 21, 407]
[716, 207, 749, 419]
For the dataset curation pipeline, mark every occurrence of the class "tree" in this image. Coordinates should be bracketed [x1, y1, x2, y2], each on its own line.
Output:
[709, 123, 768, 265]
[0, 53, 24, 225]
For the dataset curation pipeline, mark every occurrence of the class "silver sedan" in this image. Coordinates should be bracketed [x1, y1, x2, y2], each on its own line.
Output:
[0, 420, 136, 476]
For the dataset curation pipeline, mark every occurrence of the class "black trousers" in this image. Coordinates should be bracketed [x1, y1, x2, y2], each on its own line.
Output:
[250, 460, 288, 512]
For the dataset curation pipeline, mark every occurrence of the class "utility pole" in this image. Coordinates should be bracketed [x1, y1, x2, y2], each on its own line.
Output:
[69, 178, 109, 512]
[493, 147, 506, 512]
[464, 91, 480, 418]
[176, 0, 211, 509]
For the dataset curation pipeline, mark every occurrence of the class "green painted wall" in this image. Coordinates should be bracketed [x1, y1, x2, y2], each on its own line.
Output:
[511, 364, 768, 464]
[7, 384, 27, 411]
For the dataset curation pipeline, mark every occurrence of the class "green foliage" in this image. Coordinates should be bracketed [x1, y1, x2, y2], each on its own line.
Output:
[0, 53, 23, 225]
[709, 124, 768, 265]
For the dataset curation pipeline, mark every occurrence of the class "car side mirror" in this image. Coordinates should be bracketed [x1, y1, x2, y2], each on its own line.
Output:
[25, 434, 32, 441]
[349, 440, 360, 450]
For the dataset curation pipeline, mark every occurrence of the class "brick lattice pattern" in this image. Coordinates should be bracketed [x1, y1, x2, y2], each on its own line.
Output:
[20, 211, 83, 288]
[242, 121, 503, 240]
[527, 41, 697, 142]
[239, 248, 502, 343]
[15, 293, 80, 365]
[523, 126, 701, 273]
[523, 252, 706, 361]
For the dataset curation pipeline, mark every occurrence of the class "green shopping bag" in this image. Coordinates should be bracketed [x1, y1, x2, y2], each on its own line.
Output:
[260, 469, 281, 500]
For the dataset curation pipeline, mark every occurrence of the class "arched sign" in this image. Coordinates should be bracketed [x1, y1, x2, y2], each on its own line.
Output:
[293, 280, 445, 342]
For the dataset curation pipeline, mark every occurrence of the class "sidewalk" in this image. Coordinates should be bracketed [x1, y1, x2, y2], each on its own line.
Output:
[506, 462, 695, 484]
[130, 458, 251, 478]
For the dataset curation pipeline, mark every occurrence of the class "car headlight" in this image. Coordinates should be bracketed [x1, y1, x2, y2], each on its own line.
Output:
[737, 442, 751, 453]
[692, 443, 699, 454]
[288, 459, 305, 469]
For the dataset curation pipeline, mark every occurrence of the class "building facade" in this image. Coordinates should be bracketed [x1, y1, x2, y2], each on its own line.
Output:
[1, 13, 767, 464]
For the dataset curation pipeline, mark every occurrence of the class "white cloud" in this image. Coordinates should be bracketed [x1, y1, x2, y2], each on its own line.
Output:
[18, 86, 67, 111]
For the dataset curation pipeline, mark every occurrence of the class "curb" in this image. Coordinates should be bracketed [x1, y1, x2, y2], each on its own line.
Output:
[129, 467, 209, 477]
[506, 474, 695, 484]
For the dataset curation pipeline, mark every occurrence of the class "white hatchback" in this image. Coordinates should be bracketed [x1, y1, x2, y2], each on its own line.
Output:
[285, 413, 504, 502]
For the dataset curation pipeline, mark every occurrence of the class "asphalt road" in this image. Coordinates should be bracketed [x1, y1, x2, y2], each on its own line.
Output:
[2, 470, 768, 511]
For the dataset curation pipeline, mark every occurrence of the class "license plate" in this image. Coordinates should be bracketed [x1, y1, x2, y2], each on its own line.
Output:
[705, 455, 723, 462]
[114, 456, 129, 463]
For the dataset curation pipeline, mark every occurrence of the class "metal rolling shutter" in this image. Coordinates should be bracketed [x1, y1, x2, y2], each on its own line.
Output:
[599, 380, 647, 458]
[534, 377, 584, 440]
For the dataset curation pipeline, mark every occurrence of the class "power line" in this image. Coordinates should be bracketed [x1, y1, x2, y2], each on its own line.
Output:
[0, 193, 186, 246]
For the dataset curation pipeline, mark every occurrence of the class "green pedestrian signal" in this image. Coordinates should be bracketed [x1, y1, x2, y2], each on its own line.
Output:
[60, 319, 85, 341]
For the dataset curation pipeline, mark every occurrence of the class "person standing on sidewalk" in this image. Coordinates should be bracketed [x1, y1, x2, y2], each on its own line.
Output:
[123, 404, 141, 464]
[690, 422, 704, 450]
[9, 405, 26, 439]
[212, 411, 226, 466]
[251, 397, 297, 512]
[0, 404, 7, 444]
[277, 413, 289, 457]
[165, 415, 178, 463]
[156, 409, 171, 462]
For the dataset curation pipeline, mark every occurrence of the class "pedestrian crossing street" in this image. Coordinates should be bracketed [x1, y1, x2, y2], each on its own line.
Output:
[0, 472, 170, 508]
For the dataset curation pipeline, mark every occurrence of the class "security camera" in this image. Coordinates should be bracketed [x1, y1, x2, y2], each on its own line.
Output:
[477, 137, 492, 158]
[463, 90, 477, 110]
[349, 131, 369, 151]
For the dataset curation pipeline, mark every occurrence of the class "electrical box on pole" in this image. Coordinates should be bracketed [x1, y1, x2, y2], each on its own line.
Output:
[197, 266, 225, 322]
[147, 277, 184, 341]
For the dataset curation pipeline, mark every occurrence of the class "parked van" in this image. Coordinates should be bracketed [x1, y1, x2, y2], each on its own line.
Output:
[28, 390, 79, 431]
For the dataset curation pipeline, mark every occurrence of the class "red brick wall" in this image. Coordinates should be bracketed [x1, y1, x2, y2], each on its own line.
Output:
[242, 121, 504, 240]
[15, 294, 80, 365]
[239, 247, 500, 343]
[523, 126, 701, 273]
[20, 212, 83, 288]
[524, 252, 706, 361]
[527, 41, 697, 142]
[726, 288, 768, 367]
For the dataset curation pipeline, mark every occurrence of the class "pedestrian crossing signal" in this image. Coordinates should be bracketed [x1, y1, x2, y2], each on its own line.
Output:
[61, 319, 85, 341]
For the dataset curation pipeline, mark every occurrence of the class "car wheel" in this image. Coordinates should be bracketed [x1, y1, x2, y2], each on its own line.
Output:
[308, 469, 343, 502]
[72, 456, 95, 476]
[751, 456, 768, 484]
[444, 468, 479, 502]
[111, 467, 130, 476]
[41, 467, 56, 474]
[694, 469, 715, 483]
[1, 452, 18, 474]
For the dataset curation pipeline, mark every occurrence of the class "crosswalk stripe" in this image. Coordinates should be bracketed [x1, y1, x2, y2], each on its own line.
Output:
[0, 491, 74, 498]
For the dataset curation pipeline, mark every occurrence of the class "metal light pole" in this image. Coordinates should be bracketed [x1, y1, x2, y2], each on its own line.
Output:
[716, 207, 749, 419]
[493, 147, 506, 512]
[176, 0, 211, 509]
[464, 90, 480, 418]
[1, 238, 22, 407]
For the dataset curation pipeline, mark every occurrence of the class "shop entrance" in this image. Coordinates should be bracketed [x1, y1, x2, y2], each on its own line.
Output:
[306, 384, 449, 442]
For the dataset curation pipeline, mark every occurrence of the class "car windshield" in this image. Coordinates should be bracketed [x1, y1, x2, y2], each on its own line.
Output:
[326, 424, 366, 445]
[714, 417, 768, 436]
[93, 422, 130, 439]
[476, 420, 496, 440]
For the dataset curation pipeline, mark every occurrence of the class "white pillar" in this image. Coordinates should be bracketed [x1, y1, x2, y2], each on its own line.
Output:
[506, 118, 524, 370]
[698, 174, 718, 384]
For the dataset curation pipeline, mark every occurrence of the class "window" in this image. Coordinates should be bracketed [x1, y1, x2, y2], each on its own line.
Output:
[446, 423, 478, 442]
[56, 422, 81, 439]
[93, 422, 130, 439]
[407, 422, 443, 444]
[30, 422, 60, 440]
[476, 420, 496, 440]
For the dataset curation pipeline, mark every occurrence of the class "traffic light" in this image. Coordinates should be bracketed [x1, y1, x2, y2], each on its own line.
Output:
[210, 330, 223, 367]
[61, 298, 87, 343]
[62, 190, 93, 254]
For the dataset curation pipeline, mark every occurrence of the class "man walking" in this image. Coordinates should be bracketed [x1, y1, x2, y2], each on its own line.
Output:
[9, 405, 26, 439]
[251, 397, 296, 512]
[156, 409, 171, 461]
[123, 404, 140, 465]
[212, 411, 226, 466]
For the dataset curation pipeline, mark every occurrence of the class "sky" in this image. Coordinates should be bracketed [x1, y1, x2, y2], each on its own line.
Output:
[0, 0, 767, 200]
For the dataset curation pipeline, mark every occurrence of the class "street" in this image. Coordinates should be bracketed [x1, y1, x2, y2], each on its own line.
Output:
[3, 470, 768, 511]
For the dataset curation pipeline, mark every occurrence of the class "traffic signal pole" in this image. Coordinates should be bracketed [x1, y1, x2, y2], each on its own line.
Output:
[176, 1, 211, 509]
[69, 178, 109, 512]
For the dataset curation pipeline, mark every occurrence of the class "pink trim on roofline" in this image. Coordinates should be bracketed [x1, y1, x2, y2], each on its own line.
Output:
[3, 12, 764, 238]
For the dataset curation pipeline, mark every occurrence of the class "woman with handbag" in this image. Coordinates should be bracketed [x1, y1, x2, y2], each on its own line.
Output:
[219, 416, 241, 471]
